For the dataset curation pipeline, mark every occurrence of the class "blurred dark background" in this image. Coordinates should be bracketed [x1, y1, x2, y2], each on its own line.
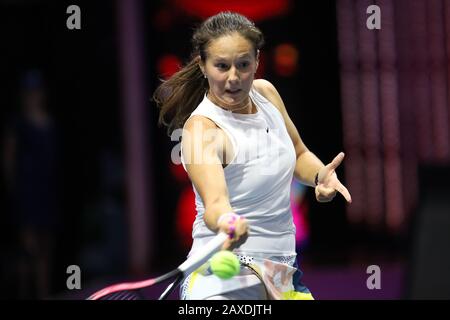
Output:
[1, 0, 449, 300]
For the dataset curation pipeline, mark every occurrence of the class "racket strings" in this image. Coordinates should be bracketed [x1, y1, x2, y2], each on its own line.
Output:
[100, 290, 142, 300]
[87, 233, 228, 300]
[88, 269, 181, 300]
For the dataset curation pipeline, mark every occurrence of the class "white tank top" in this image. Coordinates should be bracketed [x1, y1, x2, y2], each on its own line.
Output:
[181, 87, 297, 257]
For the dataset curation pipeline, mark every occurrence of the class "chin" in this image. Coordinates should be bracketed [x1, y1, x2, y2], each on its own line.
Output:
[223, 97, 244, 107]
[224, 92, 247, 103]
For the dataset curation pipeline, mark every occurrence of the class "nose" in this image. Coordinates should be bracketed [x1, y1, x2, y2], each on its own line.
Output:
[228, 66, 239, 83]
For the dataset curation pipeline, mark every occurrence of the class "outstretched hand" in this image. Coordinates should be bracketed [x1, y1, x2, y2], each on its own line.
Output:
[315, 152, 352, 203]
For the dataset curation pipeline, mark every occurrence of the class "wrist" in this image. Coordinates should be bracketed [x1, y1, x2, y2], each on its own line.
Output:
[314, 172, 319, 186]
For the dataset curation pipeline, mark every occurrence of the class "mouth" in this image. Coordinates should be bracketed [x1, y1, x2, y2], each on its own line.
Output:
[225, 89, 241, 95]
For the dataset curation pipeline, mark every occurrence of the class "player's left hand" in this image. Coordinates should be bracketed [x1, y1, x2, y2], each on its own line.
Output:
[315, 152, 352, 203]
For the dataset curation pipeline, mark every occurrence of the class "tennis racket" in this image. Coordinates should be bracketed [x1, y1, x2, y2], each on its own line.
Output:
[87, 232, 228, 300]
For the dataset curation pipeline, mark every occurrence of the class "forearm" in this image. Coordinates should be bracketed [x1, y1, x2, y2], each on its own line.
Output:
[294, 150, 325, 187]
[203, 198, 249, 251]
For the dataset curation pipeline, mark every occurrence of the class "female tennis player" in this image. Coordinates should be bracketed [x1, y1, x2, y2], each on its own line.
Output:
[153, 11, 352, 300]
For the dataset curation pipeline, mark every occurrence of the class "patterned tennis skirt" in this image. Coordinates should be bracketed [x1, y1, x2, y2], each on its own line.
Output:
[180, 252, 314, 300]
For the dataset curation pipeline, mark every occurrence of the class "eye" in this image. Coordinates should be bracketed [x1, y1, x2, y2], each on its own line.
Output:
[216, 63, 229, 70]
[238, 61, 250, 68]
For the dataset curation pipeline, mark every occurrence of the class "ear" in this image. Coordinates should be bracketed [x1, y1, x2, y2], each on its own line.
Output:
[255, 50, 260, 72]
[197, 55, 205, 74]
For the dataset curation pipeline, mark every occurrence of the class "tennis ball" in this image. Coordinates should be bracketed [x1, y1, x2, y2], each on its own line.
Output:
[210, 251, 240, 279]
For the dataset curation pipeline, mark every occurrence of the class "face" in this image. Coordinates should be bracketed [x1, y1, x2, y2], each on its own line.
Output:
[200, 32, 259, 109]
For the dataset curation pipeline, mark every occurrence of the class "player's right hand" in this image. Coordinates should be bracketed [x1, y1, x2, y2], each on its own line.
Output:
[217, 213, 249, 250]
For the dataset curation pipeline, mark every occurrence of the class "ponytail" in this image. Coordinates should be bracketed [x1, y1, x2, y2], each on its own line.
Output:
[153, 56, 208, 136]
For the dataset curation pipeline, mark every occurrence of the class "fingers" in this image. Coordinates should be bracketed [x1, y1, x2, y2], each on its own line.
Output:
[232, 216, 248, 239]
[315, 182, 352, 203]
[218, 213, 248, 250]
[328, 152, 345, 171]
[315, 185, 336, 202]
[227, 232, 249, 251]
[319, 152, 352, 204]
[318, 185, 336, 197]
[335, 181, 352, 203]
[221, 228, 248, 250]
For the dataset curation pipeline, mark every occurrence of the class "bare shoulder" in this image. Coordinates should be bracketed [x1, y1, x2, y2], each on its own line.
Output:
[253, 79, 277, 97]
[183, 114, 218, 132]
[182, 114, 228, 167]
[182, 115, 225, 152]
[252, 79, 284, 113]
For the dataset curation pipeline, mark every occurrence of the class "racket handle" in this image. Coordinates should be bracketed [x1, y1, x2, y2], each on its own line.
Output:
[178, 232, 228, 275]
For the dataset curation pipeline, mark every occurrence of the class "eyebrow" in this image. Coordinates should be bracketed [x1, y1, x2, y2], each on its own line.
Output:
[213, 53, 252, 60]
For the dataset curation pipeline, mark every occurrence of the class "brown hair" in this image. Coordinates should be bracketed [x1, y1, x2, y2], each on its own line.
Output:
[153, 11, 265, 136]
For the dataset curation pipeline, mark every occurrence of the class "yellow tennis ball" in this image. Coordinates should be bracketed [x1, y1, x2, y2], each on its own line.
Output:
[210, 251, 240, 279]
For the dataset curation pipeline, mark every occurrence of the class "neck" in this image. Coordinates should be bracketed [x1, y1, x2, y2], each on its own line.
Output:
[208, 92, 253, 114]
